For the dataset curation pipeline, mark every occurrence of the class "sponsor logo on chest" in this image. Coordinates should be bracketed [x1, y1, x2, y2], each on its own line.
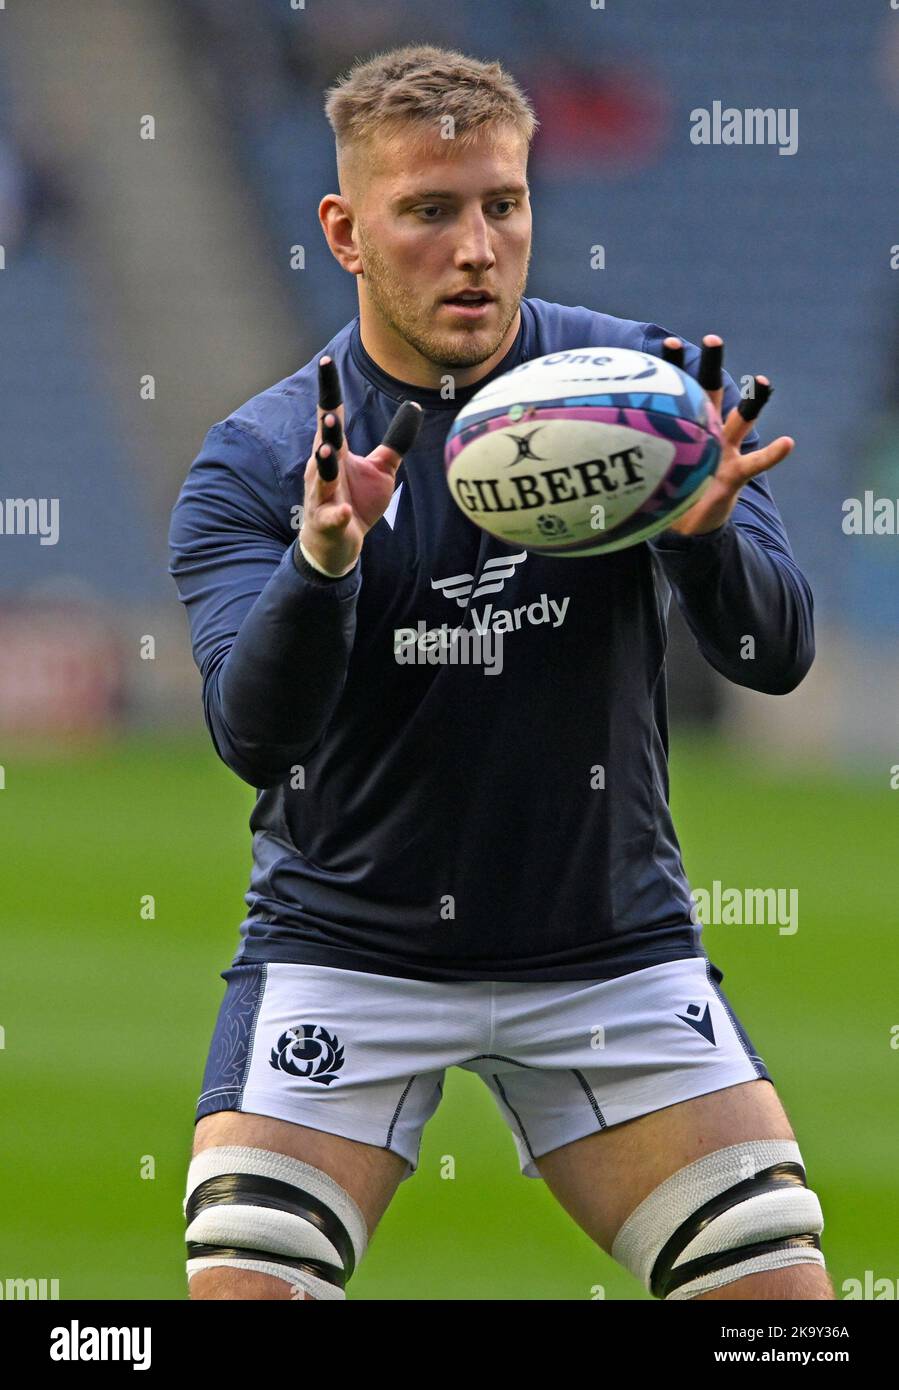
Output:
[395, 549, 570, 648]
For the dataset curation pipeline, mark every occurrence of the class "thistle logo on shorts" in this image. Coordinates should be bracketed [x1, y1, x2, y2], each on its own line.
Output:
[269, 1024, 346, 1085]
[676, 1002, 717, 1045]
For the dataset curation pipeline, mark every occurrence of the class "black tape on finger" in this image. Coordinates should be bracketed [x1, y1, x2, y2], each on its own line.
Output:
[318, 357, 342, 411]
[697, 340, 724, 391]
[661, 341, 685, 369]
[382, 400, 423, 456]
[737, 378, 772, 422]
[315, 443, 339, 483]
[321, 412, 344, 452]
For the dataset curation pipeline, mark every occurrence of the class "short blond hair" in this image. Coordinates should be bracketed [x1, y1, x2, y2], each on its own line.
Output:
[324, 43, 538, 169]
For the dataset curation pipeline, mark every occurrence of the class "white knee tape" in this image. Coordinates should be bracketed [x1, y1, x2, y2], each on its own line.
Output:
[185, 1257, 348, 1301]
[184, 1145, 368, 1298]
[611, 1140, 825, 1300]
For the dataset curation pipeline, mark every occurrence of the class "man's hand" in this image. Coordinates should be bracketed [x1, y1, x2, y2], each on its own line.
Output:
[656, 334, 794, 537]
[299, 356, 423, 575]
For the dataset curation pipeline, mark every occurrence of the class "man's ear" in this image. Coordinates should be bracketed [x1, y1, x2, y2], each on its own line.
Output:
[319, 194, 362, 276]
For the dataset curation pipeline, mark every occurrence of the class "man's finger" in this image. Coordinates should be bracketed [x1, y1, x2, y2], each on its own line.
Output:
[381, 400, 423, 458]
[697, 336, 724, 389]
[698, 334, 725, 416]
[722, 376, 772, 446]
[315, 357, 346, 483]
[315, 442, 339, 484]
[316, 356, 345, 435]
[660, 337, 685, 369]
[735, 434, 795, 479]
[365, 400, 424, 478]
[321, 411, 344, 454]
[737, 376, 773, 422]
[318, 355, 342, 413]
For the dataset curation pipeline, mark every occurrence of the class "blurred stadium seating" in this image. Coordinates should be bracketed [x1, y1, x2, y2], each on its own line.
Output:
[2, 0, 898, 749]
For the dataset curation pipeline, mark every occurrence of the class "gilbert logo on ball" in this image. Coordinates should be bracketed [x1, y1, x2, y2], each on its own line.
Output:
[444, 347, 722, 555]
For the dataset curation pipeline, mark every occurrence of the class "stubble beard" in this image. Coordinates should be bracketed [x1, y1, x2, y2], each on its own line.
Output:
[357, 221, 529, 371]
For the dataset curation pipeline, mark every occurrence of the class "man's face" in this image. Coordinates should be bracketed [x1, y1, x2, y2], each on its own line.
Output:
[350, 125, 532, 371]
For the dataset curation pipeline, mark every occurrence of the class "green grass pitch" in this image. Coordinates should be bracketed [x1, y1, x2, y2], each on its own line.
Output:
[1, 731, 894, 1299]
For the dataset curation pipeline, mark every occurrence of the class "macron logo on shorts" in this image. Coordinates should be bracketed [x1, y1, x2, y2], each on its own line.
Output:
[676, 1002, 717, 1045]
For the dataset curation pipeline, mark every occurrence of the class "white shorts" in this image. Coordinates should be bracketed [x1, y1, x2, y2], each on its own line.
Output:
[195, 955, 771, 1180]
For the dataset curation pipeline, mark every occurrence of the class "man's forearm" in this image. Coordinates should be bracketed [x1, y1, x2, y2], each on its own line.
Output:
[650, 521, 814, 694]
[208, 541, 361, 786]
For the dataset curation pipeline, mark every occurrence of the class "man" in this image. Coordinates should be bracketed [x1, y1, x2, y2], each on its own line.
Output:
[169, 43, 829, 1301]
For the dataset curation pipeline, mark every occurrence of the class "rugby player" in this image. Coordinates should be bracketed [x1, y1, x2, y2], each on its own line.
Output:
[169, 44, 831, 1301]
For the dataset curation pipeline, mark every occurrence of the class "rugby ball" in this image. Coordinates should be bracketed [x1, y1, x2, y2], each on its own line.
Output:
[443, 346, 722, 555]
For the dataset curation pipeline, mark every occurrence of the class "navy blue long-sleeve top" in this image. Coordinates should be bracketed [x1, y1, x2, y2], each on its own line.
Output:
[168, 297, 814, 981]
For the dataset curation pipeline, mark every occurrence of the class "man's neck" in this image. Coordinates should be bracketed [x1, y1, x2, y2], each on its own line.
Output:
[358, 305, 522, 391]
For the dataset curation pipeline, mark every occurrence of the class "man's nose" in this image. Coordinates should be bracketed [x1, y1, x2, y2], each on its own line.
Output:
[454, 211, 496, 270]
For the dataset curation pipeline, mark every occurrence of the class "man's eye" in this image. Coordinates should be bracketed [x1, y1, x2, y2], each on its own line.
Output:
[416, 206, 443, 220]
[491, 200, 517, 215]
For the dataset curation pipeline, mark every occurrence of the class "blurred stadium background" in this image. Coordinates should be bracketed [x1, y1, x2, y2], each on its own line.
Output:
[1, 0, 896, 1299]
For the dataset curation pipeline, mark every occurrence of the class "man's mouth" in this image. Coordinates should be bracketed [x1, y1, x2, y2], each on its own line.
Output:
[443, 290, 495, 305]
[442, 290, 495, 318]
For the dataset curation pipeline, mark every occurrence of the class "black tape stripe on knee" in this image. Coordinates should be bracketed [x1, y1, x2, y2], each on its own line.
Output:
[185, 1173, 357, 1281]
[658, 1233, 822, 1298]
[186, 1243, 345, 1289]
[651, 1160, 811, 1299]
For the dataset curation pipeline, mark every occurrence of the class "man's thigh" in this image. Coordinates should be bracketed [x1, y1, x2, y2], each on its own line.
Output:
[535, 1078, 793, 1254]
[189, 1110, 409, 1300]
[535, 1079, 832, 1299]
